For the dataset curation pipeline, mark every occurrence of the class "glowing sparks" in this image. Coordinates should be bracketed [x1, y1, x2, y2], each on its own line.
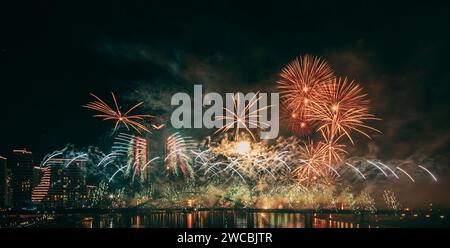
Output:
[418, 165, 438, 182]
[235, 141, 251, 154]
[294, 141, 328, 184]
[195, 137, 290, 185]
[83, 92, 154, 134]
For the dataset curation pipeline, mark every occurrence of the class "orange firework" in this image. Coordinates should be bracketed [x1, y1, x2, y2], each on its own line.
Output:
[318, 127, 347, 167]
[83, 92, 154, 134]
[277, 55, 334, 134]
[293, 136, 345, 185]
[293, 141, 329, 185]
[280, 105, 314, 136]
[309, 77, 381, 144]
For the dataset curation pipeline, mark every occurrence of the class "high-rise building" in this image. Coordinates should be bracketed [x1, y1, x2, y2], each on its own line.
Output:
[0, 155, 7, 208]
[9, 149, 34, 209]
[31, 158, 88, 208]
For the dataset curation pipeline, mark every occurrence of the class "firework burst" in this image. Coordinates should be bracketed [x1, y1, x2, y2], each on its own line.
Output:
[110, 133, 159, 182]
[309, 77, 381, 144]
[277, 55, 334, 135]
[293, 139, 343, 186]
[83, 92, 154, 134]
[165, 132, 196, 178]
[215, 93, 271, 141]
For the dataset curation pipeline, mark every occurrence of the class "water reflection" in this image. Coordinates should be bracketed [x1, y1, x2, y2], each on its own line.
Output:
[74, 210, 360, 228]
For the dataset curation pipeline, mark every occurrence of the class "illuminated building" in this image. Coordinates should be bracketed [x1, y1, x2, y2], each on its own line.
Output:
[0, 155, 7, 208]
[31, 166, 50, 204]
[31, 157, 88, 208]
[9, 149, 34, 209]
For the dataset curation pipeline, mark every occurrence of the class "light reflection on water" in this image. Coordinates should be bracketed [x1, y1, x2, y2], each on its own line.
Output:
[76, 210, 360, 228]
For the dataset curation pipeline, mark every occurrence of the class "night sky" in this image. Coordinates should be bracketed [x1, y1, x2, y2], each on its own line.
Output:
[1, 1, 449, 168]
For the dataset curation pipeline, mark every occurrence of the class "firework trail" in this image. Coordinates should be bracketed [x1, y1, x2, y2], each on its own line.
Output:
[40, 145, 99, 169]
[396, 167, 415, 182]
[345, 162, 366, 180]
[65, 153, 88, 168]
[110, 133, 153, 182]
[366, 160, 388, 177]
[96, 152, 120, 167]
[41, 151, 63, 166]
[83, 92, 154, 134]
[142, 157, 161, 171]
[109, 165, 128, 183]
[165, 132, 196, 178]
[215, 93, 271, 141]
[277, 55, 334, 135]
[418, 165, 438, 182]
[378, 161, 400, 179]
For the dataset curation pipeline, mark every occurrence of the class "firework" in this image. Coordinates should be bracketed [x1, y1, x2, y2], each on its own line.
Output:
[165, 132, 196, 178]
[214, 93, 271, 141]
[378, 161, 399, 179]
[319, 127, 347, 166]
[41, 151, 63, 166]
[309, 77, 380, 144]
[111, 133, 157, 182]
[276, 56, 380, 186]
[418, 165, 438, 182]
[40, 145, 92, 169]
[277, 55, 334, 134]
[65, 153, 88, 168]
[293, 141, 328, 185]
[396, 167, 415, 182]
[83, 92, 154, 134]
[366, 160, 388, 177]
[383, 190, 401, 210]
[195, 135, 290, 185]
[345, 162, 366, 180]
[280, 105, 313, 136]
[96, 152, 120, 167]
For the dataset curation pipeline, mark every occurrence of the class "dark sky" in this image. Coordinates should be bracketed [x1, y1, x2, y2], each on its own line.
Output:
[1, 1, 449, 165]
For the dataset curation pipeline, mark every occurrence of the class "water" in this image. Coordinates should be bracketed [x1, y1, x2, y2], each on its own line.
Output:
[2, 209, 449, 228]
[46, 210, 448, 228]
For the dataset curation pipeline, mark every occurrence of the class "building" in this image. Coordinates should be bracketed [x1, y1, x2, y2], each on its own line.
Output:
[0, 155, 7, 208]
[9, 149, 34, 209]
[31, 157, 88, 208]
